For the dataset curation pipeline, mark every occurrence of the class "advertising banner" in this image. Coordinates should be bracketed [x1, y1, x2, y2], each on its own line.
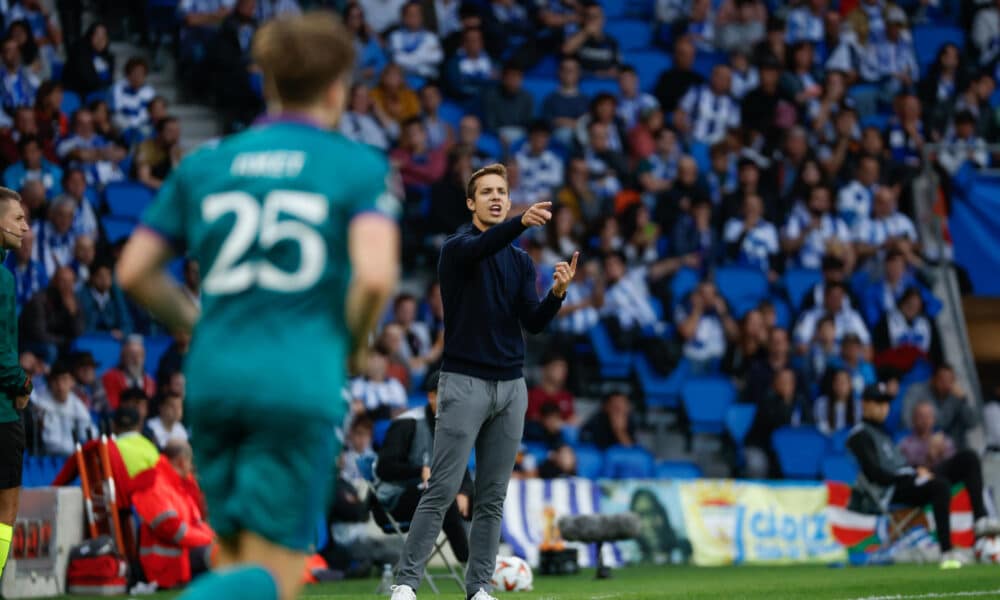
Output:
[597, 480, 691, 565]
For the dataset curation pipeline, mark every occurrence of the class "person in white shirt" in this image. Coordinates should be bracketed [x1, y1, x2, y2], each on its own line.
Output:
[837, 154, 880, 230]
[973, 0, 1000, 68]
[359, 0, 409, 34]
[146, 391, 189, 450]
[515, 121, 564, 209]
[616, 66, 659, 129]
[388, 1, 444, 79]
[794, 281, 871, 352]
[674, 279, 737, 371]
[937, 110, 989, 176]
[724, 194, 779, 277]
[111, 57, 157, 139]
[350, 346, 408, 420]
[553, 257, 604, 337]
[32, 361, 94, 457]
[339, 82, 393, 150]
[676, 64, 740, 145]
[786, 0, 826, 43]
[782, 185, 853, 270]
[854, 185, 919, 266]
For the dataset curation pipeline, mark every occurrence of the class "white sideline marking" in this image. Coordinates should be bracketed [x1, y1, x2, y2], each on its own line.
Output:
[848, 590, 1000, 600]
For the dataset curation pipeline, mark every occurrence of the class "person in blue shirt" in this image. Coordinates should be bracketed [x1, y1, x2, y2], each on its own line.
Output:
[3, 136, 63, 198]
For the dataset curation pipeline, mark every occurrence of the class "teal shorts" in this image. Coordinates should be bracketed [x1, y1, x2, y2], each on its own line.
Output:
[186, 397, 341, 553]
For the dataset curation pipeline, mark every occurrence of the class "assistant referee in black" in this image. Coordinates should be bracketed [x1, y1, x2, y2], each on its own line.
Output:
[392, 164, 577, 600]
[0, 187, 33, 581]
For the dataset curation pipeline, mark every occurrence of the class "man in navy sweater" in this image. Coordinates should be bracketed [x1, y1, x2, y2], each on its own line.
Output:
[392, 164, 577, 600]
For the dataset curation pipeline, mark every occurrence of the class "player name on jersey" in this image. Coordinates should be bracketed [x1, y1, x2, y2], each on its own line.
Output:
[230, 151, 306, 178]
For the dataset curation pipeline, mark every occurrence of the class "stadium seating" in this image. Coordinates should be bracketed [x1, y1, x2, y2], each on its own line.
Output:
[715, 266, 769, 317]
[72, 333, 122, 376]
[22, 455, 63, 488]
[635, 355, 686, 410]
[655, 460, 702, 480]
[523, 442, 550, 466]
[60, 90, 81, 117]
[438, 100, 465, 130]
[912, 25, 964, 73]
[574, 445, 604, 479]
[623, 50, 671, 92]
[771, 426, 829, 479]
[588, 322, 633, 379]
[821, 454, 859, 484]
[724, 403, 756, 447]
[407, 393, 428, 409]
[670, 267, 699, 309]
[562, 425, 580, 446]
[782, 268, 821, 312]
[105, 181, 155, 221]
[602, 445, 655, 479]
[580, 77, 620, 99]
[830, 427, 853, 454]
[522, 77, 560, 114]
[681, 377, 736, 435]
[143, 334, 173, 376]
[372, 419, 391, 449]
[605, 20, 652, 51]
[101, 216, 136, 244]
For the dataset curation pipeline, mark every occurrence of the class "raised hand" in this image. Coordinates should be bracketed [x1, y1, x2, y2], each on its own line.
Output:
[552, 251, 579, 298]
[521, 201, 553, 228]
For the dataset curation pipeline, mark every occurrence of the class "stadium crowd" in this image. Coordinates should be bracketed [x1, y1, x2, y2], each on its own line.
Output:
[3, 0, 1000, 484]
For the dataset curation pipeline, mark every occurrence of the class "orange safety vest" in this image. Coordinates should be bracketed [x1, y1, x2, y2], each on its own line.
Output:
[130, 457, 213, 589]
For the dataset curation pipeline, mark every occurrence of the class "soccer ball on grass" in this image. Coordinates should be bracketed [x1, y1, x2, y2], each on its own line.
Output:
[491, 555, 533, 592]
[975, 535, 1000, 564]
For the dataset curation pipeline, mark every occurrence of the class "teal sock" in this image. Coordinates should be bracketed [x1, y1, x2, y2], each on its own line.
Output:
[177, 565, 279, 600]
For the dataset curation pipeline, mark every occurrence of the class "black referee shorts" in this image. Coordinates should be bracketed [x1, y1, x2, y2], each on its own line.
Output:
[0, 419, 25, 489]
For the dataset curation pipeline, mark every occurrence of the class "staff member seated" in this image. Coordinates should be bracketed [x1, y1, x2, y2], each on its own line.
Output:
[373, 371, 472, 563]
[847, 384, 999, 569]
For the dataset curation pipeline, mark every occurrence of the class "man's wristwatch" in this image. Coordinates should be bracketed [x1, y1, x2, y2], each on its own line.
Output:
[21, 374, 32, 396]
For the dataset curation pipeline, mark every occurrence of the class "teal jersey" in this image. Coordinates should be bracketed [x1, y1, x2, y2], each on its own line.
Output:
[142, 118, 398, 419]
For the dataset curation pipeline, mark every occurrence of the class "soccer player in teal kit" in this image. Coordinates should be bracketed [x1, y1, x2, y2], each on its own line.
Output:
[116, 13, 400, 600]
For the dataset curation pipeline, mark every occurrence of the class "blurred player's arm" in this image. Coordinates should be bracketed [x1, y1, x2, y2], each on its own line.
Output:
[116, 229, 200, 334]
[346, 214, 400, 365]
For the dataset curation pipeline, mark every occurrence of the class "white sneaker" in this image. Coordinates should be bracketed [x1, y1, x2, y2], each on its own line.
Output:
[390, 584, 416, 600]
[975, 516, 1000, 538]
[940, 549, 972, 569]
[469, 589, 498, 600]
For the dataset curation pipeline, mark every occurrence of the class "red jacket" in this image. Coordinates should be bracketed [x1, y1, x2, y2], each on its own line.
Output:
[101, 368, 156, 410]
[131, 457, 213, 589]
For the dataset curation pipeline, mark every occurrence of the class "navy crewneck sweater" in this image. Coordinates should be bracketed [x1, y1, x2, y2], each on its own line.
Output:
[439, 217, 564, 380]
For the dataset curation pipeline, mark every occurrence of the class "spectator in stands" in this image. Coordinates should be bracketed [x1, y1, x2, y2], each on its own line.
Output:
[32, 360, 94, 457]
[56, 108, 127, 187]
[814, 367, 857, 435]
[635, 122, 679, 201]
[102, 335, 156, 410]
[848, 384, 997, 568]
[875, 8, 917, 100]
[561, 2, 620, 76]
[795, 281, 870, 352]
[350, 346, 407, 420]
[156, 330, 191, 386]
[390, 292, 443, 375]
[19, 265, 84, 363]
[555, 156, 604, 225]
[526, 353, 575, 422]
[672, 197, 720, 274]
[782, 184, 852, 270]
[786, 0, 825, 44]
[676, 65, 740, 147]
[69, 235, 94, 291]
[616, 66, 658, 130]
[18, 179, 46, 222]
[899, 401, 956, 469]
[8, 0, 62, 63]
[6, 19, 42, 81]
[954, 71, 999, 142]
[340, 415, 375, 482]
[577, 93, 626, 154]
[722, 308, 767, 379]
[117, 387, 156, 440]
[854, 185, 919, 267]
[77, 262, 132, 339]
[741, 55, 787, 148]
[427, 147, 474, 236]
[627, 105, 662, 162]
[372, 62, 421, 128]
[581, 391, 638, 449]
[886, 92, 924, 171]
[514, 120, 563, 202]
[902, 363, 979, 449]
[833, 331, 877, 398]
[340, 83, 394, 150]
[57, 170, 97, 243]
[418, 83, 452, 150]
[444, 27, 495, 101]
[715, 0, 767, 53]
[745, 326, 795, 404]
[973, 0, 1000, 68]
[542, 57, 590, 144]
[7, 224, 45, 308]
[937, 110, 989, 176]
[552, 255, 603, 339]
[730, 50, 760, 101]
[391, 117, 447, 190]
[918, 44, 964, 138]
[482, 0, 535, 61]
[389, 1, 444, 80]
[483, 63, 533, 144]
[207, 0, 263, 132]
[675, 279, 737, 372]
[655, 36, 704, 115]
[344, 2, 387, 86]
[133, 117, 181, 190]
[0, 34, 39, 114]
[4, 135, 62, 198]
[541, 203, 578, 265]
[34, 80, 67, 143]
[723, 194, 779, 278]
[146, 391, 189, 450]
[524, 401, 569, 448]
[600, 249, 673, 337]
[577, 120, 626, 202]
[745, 367, 811, 478]
[68, 350, 105, 412]
[112, 57, 156, 143]
[538, 444, 577, 478]
[802, 314, 838, 385]
[873, 286, 943, 368]
[0, 105, 53, 166]
[61, 22, 113, 99]
[672, 0, 716, 52]
[32, 196, 76, 278]
[374, 369, 471, 560]
[457, 113, 496, 166]
[837, 154, 880, 233]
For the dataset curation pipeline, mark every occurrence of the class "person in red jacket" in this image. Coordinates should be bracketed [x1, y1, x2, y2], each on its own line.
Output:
[131, 440, 213, 589]
[101, 334, 156, 410]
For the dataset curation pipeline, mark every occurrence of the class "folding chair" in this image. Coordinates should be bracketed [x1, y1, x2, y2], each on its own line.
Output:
[849, 473, 924, 548]
[357, 456, 465, 594]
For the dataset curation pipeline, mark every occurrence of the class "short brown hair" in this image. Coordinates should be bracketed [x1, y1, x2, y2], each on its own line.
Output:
[466, 163, 508, 199]
[252, 11, 356, 107]
[0, 186, 21, 215]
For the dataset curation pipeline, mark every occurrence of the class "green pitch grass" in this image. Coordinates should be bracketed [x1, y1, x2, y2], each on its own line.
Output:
[38, 564, 1000, 600]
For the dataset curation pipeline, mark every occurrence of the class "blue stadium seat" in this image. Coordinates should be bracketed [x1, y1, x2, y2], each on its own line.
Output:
[101, 216, 136, 244]
[771, 426, 829, 479]
[782, 268, 821, 312]
[912, 25, 964, 72]
[574, 445, 604, 479]
[603, 0, 628, 19]
[373, 419, 392, 449]
[692, 51, 726, 78]
[602, 445, 654, 478]
[408, 393, 428, 409]
[523, 442, 550, 466]
[715, 266, 769, 317]
[105, 181, 155, 221]
[579, 77, 620, 99]
[681, 377, 735, 434]
[522, 77, 560, 115]
[144, 334, 173, 376]
[588, 322, 633, 379]
[623, 50, 670, 92]
[670, 267, 699, 309]
[768, 296, 791, 329]
[562, 425, 579, 446]
[821, 454, 858, 484]
[526, 55, 558, 78]
[356, 454, 375, 481]
[655, 460, 701, 480]
[439, 100, 465, 129]
[477, 132, 503, 161]
[635, 355, 686, 410]
[72, 333, 121, 376]
[724, 403, 756, 446]
[830, 427, 853, 454]
[605, 19, 652, 51]
[61, 90, 81, 117]
[860, 113, 889, 132]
